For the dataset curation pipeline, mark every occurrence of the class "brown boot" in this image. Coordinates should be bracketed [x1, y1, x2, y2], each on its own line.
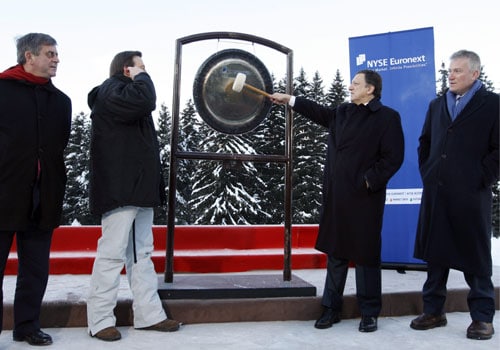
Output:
[92, 326, 121, 341]
[136, 319, 181, 332]
[410, 313, 447, 330]
[466, 321, 494, 340]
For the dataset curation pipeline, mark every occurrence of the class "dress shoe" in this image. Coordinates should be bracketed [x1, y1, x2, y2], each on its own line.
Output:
[410, 313, 447, 330]
[136, 318, 181, 332]
[359, 316, 378, 332]
[466, 320, 494, 340]
[92, 326, 122, 341]
[314, 307, 341, 329]
[13, 329, 53, 345]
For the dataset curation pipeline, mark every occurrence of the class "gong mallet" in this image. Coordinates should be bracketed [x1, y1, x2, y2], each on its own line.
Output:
[231, 72, 271, 98]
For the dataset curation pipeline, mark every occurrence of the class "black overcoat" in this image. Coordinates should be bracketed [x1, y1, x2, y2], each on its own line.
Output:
[0, 79, 71, 230]
[88, 73, 165, 216]
[414, 87, 499, 277]
[293, 97, 405, 265]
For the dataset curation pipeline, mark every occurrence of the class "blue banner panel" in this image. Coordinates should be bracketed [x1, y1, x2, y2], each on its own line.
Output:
[349, 27, 435, 266]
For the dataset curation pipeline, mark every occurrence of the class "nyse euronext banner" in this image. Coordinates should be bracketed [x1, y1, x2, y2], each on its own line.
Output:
[349, 27, 435, 266]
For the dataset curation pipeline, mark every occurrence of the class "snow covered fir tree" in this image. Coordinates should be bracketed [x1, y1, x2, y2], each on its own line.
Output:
[60, 67, 498, 238]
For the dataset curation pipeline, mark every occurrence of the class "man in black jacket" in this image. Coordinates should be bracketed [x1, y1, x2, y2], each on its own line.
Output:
[410, 50, 498, 340]
[0, 33, 72, 346]
[270, 70, 404, 333]
[86, 51, 180, 341]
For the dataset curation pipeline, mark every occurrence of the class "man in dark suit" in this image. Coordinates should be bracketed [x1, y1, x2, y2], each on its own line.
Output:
[0, 33, 72, 346]
[270, 70, 405, 332]
[411, 50, 498, 340]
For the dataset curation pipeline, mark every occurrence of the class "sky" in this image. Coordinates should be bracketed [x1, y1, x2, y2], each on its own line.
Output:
[1, 0, 499, 116]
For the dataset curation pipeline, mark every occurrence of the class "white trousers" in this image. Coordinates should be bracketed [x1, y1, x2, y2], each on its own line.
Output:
[87, 206, 166, 335]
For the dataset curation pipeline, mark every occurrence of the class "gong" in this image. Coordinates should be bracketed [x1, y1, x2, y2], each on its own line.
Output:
[193, 49, 273, 134]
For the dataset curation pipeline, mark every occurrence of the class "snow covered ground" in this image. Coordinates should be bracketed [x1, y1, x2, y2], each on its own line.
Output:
[1, 312, 499, 350]
[0, 238, 498, 349]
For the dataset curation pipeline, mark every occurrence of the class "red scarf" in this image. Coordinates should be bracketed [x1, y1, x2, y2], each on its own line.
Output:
[0, 64, 49, 84]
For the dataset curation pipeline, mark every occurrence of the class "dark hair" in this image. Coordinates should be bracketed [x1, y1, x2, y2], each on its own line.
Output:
[109, 51, 142, 77]
[16, 33, 57, 64]
[357, 69, 382, 99]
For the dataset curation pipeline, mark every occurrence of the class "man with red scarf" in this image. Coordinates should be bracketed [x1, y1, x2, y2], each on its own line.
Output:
[0, 33, 71, 346]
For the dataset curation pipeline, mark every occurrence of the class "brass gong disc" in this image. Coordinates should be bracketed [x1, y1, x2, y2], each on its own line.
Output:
[193, 49, 273, 134]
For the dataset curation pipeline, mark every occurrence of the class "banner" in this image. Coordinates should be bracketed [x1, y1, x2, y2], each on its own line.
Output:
[349, 27, 435, 266]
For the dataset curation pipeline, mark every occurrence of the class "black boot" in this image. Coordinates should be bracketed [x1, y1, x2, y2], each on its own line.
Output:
[314, 307, 341, 329]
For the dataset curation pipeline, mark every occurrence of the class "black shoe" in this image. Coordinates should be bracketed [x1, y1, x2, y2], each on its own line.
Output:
[359, 316, 378, 332]
[13, 329, 53, 346]
[314, 307, 341, 329]
[410, 313, 447, 330]
[466, 320, 495, 340]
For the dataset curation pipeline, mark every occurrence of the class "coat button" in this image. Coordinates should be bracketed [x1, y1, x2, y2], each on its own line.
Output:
[441, 154, 447, 159]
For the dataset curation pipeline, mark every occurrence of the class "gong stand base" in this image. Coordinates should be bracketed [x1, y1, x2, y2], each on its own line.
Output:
[157, 274, 315, 299]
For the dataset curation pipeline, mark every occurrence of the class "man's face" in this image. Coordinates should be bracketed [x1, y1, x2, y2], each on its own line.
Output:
[349, 73, 372, 105]
[448, 57, 479, 95]
[26, 45, 59, 78]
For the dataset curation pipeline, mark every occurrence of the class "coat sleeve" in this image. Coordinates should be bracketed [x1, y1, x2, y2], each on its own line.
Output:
[106, 73, 157, 123]
[293, 97, 335, 128]
[365, 111, 405, 192]
[481, 98, 499, 187]
[417, 101, 433, 172]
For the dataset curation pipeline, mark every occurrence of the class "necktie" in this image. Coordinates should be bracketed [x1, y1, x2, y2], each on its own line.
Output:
[452, 96, 461, 120]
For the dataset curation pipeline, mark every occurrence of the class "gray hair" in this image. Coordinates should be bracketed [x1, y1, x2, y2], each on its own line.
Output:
[16, 33, 57, 64]
[450, 50, 481, 72]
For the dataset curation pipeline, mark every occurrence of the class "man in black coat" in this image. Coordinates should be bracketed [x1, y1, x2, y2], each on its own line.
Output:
[0, 33, 72, 346]
[270, 70, 404, 332]
[410, 50, 499, 340]
[86, 51, 180, 341]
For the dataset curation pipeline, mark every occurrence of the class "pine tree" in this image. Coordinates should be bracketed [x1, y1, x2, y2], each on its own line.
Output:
[291, 68, 326, 223]
[479, 66, 495, 92]
[62, 112, 95, 225]
[191, 135, 270, 225]
[188, 106, 270, 225]
[436, 61, 448, 96]
[253, 76, 288, 223]
[154, 104, 171, 224]
[326, 69, 349, 108]
[175, 99, 204, 224]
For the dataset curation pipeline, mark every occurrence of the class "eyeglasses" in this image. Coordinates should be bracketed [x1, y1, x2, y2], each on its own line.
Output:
[32, 50, 58, 59]
[43, 50, 58, 59]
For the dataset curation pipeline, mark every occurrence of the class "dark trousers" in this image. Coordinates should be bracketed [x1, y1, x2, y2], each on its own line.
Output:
[422, 263, 495, 322]
[321, 255, 382, 317]
[0, 229, 53, 335]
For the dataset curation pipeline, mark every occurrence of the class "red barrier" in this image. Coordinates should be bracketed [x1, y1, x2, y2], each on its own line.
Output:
[6, 225, 325, 274]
